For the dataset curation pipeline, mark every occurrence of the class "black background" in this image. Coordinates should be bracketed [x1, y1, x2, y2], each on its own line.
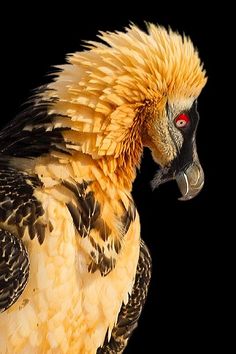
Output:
[0, 2, 231, 353]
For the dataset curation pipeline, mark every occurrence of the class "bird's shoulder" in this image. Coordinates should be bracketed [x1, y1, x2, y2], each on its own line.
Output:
[0, 93, 68, 158]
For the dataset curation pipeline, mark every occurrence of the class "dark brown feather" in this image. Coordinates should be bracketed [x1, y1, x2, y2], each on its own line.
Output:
[0, 161, 46, 244]
[0, 229, 29, 312]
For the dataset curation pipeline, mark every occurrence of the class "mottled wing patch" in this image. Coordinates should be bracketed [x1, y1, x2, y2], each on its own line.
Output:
[64, 181, 137, 276]
[63, 180, 101, 238]
[64, 180, 113, 276]
[97, 240, 152, 353]
[87, 197, 136, 276]
[88, 246, 116, 276]
[0, 228, 30, 312]
[0, 165, 46, 244]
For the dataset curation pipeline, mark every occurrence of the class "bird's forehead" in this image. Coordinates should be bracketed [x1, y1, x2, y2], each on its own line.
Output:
[167, 97, 195, 118]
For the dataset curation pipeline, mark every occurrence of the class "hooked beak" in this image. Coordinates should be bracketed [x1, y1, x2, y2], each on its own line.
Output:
[175, 161, 204, 200]
[151, 156, 204, 201]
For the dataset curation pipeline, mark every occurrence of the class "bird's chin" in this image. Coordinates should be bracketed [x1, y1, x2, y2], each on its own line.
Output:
[151, 161, 204, 201]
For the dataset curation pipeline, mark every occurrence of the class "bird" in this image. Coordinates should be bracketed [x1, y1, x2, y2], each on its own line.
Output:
[0, 23, 207, 353]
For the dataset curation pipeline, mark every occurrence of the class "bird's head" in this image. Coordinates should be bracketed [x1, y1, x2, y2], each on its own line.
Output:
[45, 23, 207, 196]
[143, 94, 205, 201]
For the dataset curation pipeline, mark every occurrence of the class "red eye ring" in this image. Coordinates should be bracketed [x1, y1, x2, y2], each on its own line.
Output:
[175, 113, 190, 128]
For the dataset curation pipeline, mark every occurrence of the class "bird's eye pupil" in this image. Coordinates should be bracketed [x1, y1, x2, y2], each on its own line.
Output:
[175, 113, 190, 128]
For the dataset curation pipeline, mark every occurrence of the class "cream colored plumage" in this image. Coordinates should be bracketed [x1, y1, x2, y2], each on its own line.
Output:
[0, 23, 206, 353]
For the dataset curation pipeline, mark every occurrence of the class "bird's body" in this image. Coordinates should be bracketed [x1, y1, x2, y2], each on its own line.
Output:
[0, 151, 141, 353]
[0, 180, 140, 353]
[0, 24, 206, 353]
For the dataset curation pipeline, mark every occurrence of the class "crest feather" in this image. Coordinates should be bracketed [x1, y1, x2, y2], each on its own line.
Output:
[45, 23, 206, 160]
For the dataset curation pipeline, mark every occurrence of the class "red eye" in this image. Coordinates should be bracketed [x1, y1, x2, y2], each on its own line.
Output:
[175, 113, 190, 128]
